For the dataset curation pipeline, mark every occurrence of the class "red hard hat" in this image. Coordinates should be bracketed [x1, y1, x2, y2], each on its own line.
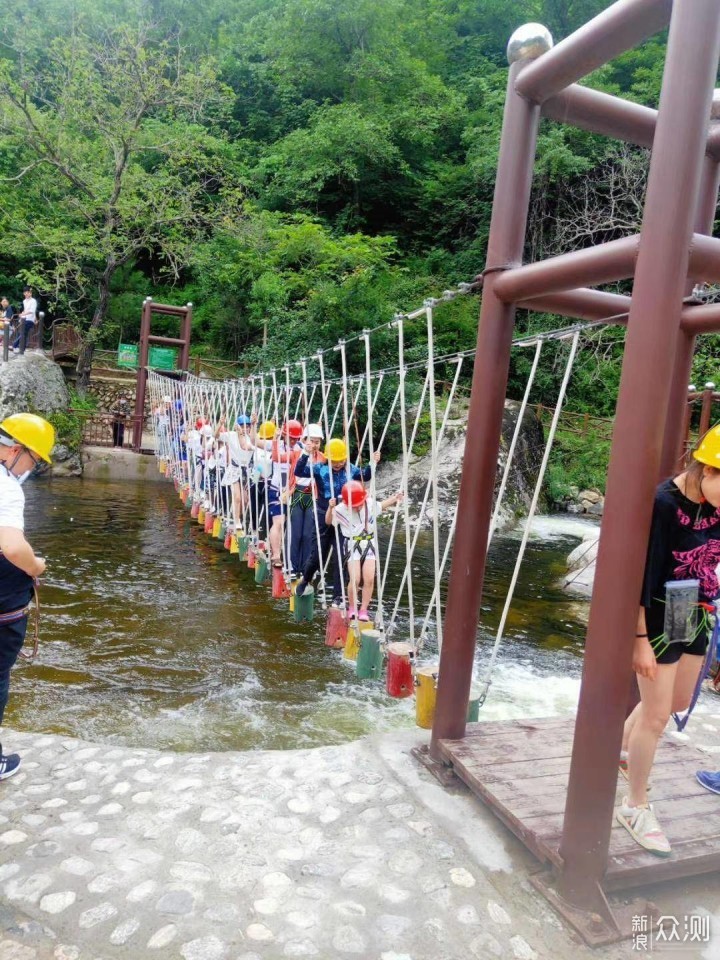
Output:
[283, 419, 303, 441]
[341, 480, 367, 509]
[195, 417, 205, 430]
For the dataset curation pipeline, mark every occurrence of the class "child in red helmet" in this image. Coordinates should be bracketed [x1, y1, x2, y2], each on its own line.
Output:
[327, 481, 403, 620]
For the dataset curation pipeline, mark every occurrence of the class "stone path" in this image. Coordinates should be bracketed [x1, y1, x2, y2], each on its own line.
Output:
[1, 723, 720, 960]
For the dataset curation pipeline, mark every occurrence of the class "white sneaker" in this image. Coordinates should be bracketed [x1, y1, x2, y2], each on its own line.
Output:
[616, 797, 671, 857]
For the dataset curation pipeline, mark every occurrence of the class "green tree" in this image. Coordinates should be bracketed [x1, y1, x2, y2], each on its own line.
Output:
[0, 17, 241, 390]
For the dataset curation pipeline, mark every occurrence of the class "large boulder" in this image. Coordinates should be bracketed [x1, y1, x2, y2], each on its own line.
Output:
[375, 399, 544, 533]
[0, 353, 79, 474]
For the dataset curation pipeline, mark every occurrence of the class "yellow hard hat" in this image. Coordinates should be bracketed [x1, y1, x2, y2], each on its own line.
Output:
[258, 420, 276, 441]
[325, 438, 348, 462]
[0, 412, 55, 463]
[693, 424, 720, 467]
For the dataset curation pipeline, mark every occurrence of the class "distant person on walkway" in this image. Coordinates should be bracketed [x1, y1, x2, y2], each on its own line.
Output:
[0, 413, 55, 781]
[110, 392, 131, 447]
[617, 425, 720, 857]
[12, 287, 37, 352]
[1, 298, 14, 323]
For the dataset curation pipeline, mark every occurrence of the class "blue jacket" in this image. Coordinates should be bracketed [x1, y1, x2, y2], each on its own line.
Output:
[294, 455, 372, 503]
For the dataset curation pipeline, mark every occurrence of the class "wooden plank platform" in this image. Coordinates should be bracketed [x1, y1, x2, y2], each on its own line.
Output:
[438, 715, 720, 891]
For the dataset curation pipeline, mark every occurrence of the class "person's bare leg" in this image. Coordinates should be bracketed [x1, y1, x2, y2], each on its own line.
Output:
[622, 702, 642, 752]
[628, 663, 678, 807]
[347, 559, 360, 613]
[270, 515, 283, 562]
[360, 558, 376, 612]
[231, 481, 242, 528]
[670, 652, 705, 714]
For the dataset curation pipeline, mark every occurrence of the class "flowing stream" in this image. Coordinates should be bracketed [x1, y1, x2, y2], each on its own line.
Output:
[6, 477, 598, 751]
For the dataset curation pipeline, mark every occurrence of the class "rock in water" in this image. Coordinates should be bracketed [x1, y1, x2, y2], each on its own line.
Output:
[0, 352, 80, 475]
[374, 399, 544, 534]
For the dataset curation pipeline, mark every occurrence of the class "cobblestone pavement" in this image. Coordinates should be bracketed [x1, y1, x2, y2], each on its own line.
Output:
[1, 722, 720, 960]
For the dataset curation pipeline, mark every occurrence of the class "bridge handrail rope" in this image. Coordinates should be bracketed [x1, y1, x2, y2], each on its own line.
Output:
[147, 277, 595, 713]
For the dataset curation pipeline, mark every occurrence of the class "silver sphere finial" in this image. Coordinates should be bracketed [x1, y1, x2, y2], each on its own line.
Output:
[507, 23, 554, 65]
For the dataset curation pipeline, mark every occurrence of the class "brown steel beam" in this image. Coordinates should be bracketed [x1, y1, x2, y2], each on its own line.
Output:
[661, 154, 720, 475]
[430, 59, 542, 754]
[495, 236, 639, 303]
[542, 85, 657, 148]
[518, 288, 631, 321]
[688, 232, 720, 282]
[147, 303, 189, 317]
[559, 0, 720, 915]
[680, 301, 720, 334]
[133, 298, 152, 452]
[515, 0, 673, 105]
[179, 304, 192, 370]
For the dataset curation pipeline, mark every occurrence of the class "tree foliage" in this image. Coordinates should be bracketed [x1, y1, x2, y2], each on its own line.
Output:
[0, 0, 717, 420]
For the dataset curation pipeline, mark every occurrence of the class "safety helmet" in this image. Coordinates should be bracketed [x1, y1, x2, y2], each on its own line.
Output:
[258, 420, 276, 440]
[0, 413, 55, 463]
[283, 419, 303, 441]
[341, 480, 367, 509]
[306, 423, 324, 440]
[236, 414, 252, 427]
[694, 425, 720, 467]
[162, 395, 172, 403]
[325, 438, 348, 462]
[175, 399, 183, 412]
[195, 417, 205, 430]
[201, 425, 214, 438]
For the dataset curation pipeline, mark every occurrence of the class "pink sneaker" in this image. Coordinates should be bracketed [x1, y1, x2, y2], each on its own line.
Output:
[358, 610, 370, 622]
[348, 606, 358, 619]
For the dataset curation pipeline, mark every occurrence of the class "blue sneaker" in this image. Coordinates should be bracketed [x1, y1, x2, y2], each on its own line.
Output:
[696, 770, 720, 795]
[0, 753, 21, 781]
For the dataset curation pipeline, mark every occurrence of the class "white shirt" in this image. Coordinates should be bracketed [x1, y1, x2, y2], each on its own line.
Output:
[0, 466, 25, 531]
[333, 499, 381, 540]
[220, 431, 252, 468]
[22, 297, 37, 323]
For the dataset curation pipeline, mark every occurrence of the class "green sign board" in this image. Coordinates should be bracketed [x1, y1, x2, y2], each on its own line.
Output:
[149, 346, 178, 370]
[117, 343, 178, 370]
[117, 343, 138, 369]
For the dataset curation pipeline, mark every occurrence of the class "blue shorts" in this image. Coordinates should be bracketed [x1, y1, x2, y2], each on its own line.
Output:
[268, 486, 282, 520]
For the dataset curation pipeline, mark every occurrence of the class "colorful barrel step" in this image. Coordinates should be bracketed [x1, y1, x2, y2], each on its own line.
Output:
[197, 507, 206, 525]
[238, 535, 249, 561]
[247, 544, 256, 569]
[190, 500, 200, 519]
[293, 586, 315, 623]
[255, 552, 269, 584]
[271, 566, 290, 599]
[386, 641, 415, 698]
[325, 607, 347, 648]
[344, 619, 373, 661]
[204, 511, 215, 534]
[229, 533, 239, 555]
[356, 629, 384, 680]
[215, 518, 225, 540]
[466, 682, 483, 723]
[415, 663, 439, 728]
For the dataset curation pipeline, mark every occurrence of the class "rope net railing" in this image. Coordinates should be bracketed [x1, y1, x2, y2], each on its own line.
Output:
[146, 281, 608, 722]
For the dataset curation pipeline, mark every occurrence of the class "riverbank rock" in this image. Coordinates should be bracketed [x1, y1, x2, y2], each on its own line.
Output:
[0, 352, 80, 474]
[375, 399, 544, 533]
[554, 487, 605, 517]
[562, 531, 600, 597]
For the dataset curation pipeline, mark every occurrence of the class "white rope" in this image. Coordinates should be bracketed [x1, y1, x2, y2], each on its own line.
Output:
[478, 331, 581, 707]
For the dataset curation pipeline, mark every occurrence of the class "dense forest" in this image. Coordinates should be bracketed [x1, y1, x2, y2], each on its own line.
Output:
[0, 0, 718, 487]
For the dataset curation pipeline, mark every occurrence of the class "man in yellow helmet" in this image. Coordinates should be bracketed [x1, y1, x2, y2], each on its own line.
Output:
[0, 412, 54, 781]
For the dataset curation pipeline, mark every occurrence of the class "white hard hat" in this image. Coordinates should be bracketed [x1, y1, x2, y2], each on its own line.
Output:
[201, 424, 214, 438]
[162, 395, 171, 403]
[307, 423, 324, 440]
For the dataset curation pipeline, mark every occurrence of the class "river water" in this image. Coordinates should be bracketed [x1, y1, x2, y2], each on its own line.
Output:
[6, 477, 598, 752]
